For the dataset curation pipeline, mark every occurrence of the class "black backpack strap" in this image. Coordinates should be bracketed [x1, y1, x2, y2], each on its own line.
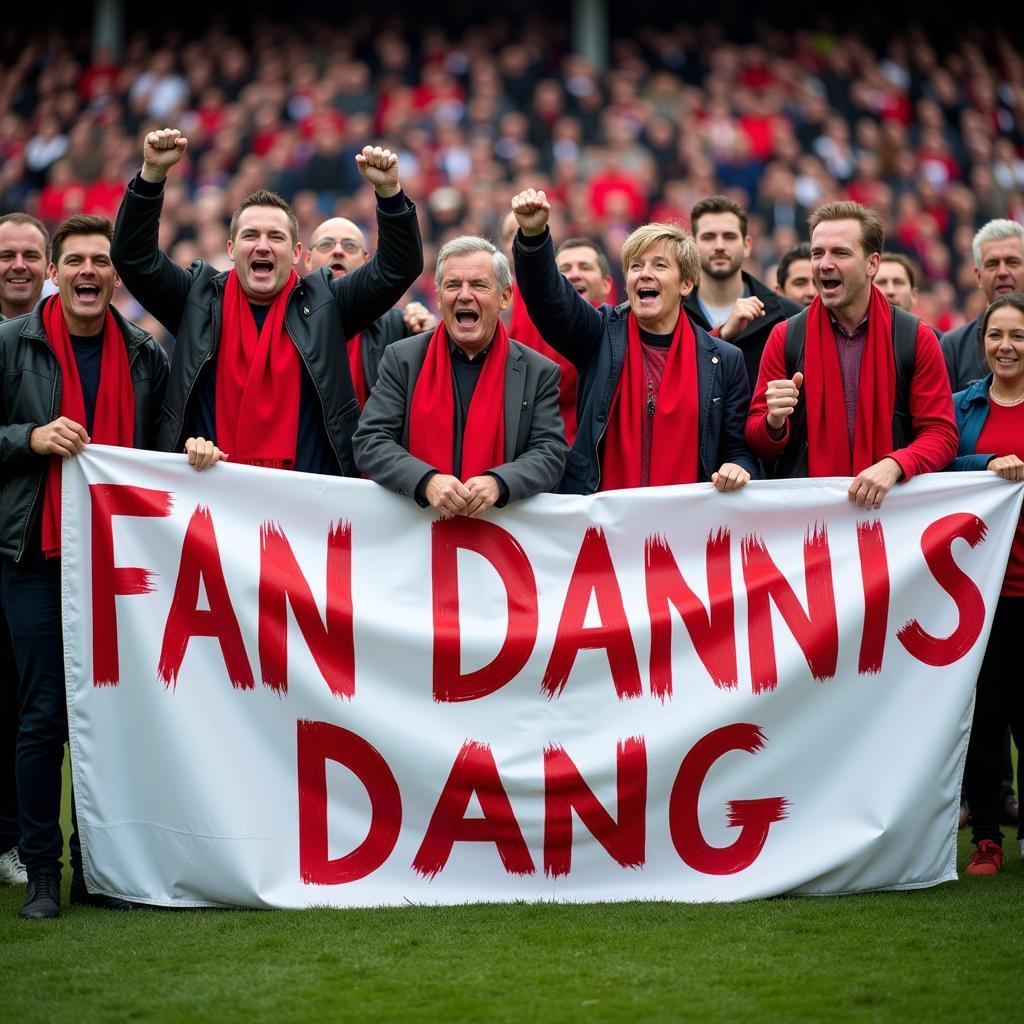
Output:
[774, 304, 918, 474]
[783, 305, 809, 378]
[890, 305, 919, 449]
[765, 307, 811, 479]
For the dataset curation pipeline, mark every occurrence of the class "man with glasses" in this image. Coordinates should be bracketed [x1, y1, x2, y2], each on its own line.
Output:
[305, 216, 435, 407]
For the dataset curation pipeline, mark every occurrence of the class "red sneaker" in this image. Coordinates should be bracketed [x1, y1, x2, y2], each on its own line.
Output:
[965, 839, 1003, 876]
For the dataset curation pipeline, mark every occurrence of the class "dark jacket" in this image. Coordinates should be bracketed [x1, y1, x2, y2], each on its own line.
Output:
[940, 316, 986, 392]
[111, 180, 423, 476]
[359, 306, 411, 394]
[684, 270, 803, 391]
[353, 331, 568, 505]
[947, 374, 997, 472]
[514, 229, 757, 495]
[0, 303, 168, 561]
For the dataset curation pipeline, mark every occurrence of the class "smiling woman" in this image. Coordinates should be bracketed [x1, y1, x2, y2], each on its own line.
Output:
[947, 291, 1024, 876]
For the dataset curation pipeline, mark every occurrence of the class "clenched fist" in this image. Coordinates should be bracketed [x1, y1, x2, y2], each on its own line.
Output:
[356, 146, 400, 198]
[510, 189, 551, 237]
[142, 128, 188, 183]
[765, 371, 803, 432]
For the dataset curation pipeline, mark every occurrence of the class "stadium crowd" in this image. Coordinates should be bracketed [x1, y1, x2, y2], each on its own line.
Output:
[0, 17, 1022, 917]
[1, 18, 1024, 337]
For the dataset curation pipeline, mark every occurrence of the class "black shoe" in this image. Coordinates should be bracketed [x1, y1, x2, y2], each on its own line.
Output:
[70, 877, 139, 911]
[19, 873, 61, 919]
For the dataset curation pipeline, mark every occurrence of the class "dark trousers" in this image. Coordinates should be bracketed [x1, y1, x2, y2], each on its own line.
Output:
[0, 553, 80, 878]
[0, 605, 18, 851]
[966, 595, 1024, 846]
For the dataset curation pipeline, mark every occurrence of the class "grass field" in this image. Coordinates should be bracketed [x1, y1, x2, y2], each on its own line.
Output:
[1, 782, 1020, 1024]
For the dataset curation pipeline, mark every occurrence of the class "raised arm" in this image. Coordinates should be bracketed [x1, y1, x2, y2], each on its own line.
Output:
[510, 188, 604, 367]
[329, 146, 424, 338]
[110, 128, 196, 334]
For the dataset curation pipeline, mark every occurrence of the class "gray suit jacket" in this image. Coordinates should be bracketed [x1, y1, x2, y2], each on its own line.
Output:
[352, 331, 569, 505]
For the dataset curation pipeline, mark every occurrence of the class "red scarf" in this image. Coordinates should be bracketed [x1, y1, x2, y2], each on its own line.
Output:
[407, 320, 507, 478]
[215, 269, 301, 467]
[601, 310, 698, 490]
[804, 285, 897, 477]
[41, 296, 134, 558]
[509, 283, 578, 443]
[348, 333, 368, 407]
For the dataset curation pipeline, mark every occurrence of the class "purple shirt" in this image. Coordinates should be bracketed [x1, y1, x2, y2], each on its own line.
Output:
[830, 311, 869, 452]
[639, 341, 670, 487]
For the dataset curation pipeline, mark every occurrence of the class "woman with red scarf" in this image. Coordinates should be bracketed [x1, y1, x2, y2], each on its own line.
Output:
[511, 189, 756, 495]
[947, 292, 1024, 876]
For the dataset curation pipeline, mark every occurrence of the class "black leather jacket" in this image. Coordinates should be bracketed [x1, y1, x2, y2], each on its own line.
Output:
[0, 303, 168, 561]
[111, 179, 423, 476]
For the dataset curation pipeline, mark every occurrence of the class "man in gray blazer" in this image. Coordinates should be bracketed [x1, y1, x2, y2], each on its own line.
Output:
[353, 236, 568, 518]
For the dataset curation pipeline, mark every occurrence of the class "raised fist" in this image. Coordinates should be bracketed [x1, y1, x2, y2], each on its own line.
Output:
[510, 189, 551, 237]
[142, 128, 188, 182]
[355, 146, 400, 198]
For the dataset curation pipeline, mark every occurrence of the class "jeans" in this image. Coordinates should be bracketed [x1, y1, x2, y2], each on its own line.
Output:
[966, 595, 1024, 846]
[0, 606, 18, 851]
[0, 552, 80, 878]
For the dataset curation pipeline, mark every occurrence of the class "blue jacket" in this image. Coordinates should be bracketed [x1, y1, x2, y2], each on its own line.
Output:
[948, 374, 995, 471]
[514, 229, 757, 494]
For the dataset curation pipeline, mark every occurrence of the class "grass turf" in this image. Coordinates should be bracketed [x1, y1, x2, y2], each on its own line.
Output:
[0, 766, 1020, 1022]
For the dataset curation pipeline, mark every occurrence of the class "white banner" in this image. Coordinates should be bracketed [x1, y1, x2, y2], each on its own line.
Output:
[61, 446, 1022, 907]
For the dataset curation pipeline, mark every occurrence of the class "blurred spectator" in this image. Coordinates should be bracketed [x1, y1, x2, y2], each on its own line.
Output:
[129, 50, 189, 121]
[0, 14, 1019, 337]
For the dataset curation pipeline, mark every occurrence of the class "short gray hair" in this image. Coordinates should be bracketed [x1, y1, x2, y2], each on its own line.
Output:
[435, 236, 512, 295]
[972, 219, 1024, 266]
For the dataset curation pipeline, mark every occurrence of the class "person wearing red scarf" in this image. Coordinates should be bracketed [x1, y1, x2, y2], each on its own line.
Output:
[353, 236, 568, 517]
[745, 201, 958, 508]
[501, 211, 615, 447]
[510, 189, 757, 496]
[0, 215, 168, 919]
[303, 216, 436, 408]
[111, 129, 423, 477]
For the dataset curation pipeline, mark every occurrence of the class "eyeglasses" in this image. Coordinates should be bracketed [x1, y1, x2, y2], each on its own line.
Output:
[311, 237, 365, 254]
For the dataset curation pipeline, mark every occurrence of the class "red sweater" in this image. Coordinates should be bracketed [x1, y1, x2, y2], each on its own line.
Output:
[745, 316, 958, 480]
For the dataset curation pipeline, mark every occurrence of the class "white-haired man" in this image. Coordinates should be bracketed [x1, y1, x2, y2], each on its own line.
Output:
[941, 219, 1024, 390]
[353, 236, 568, 516]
